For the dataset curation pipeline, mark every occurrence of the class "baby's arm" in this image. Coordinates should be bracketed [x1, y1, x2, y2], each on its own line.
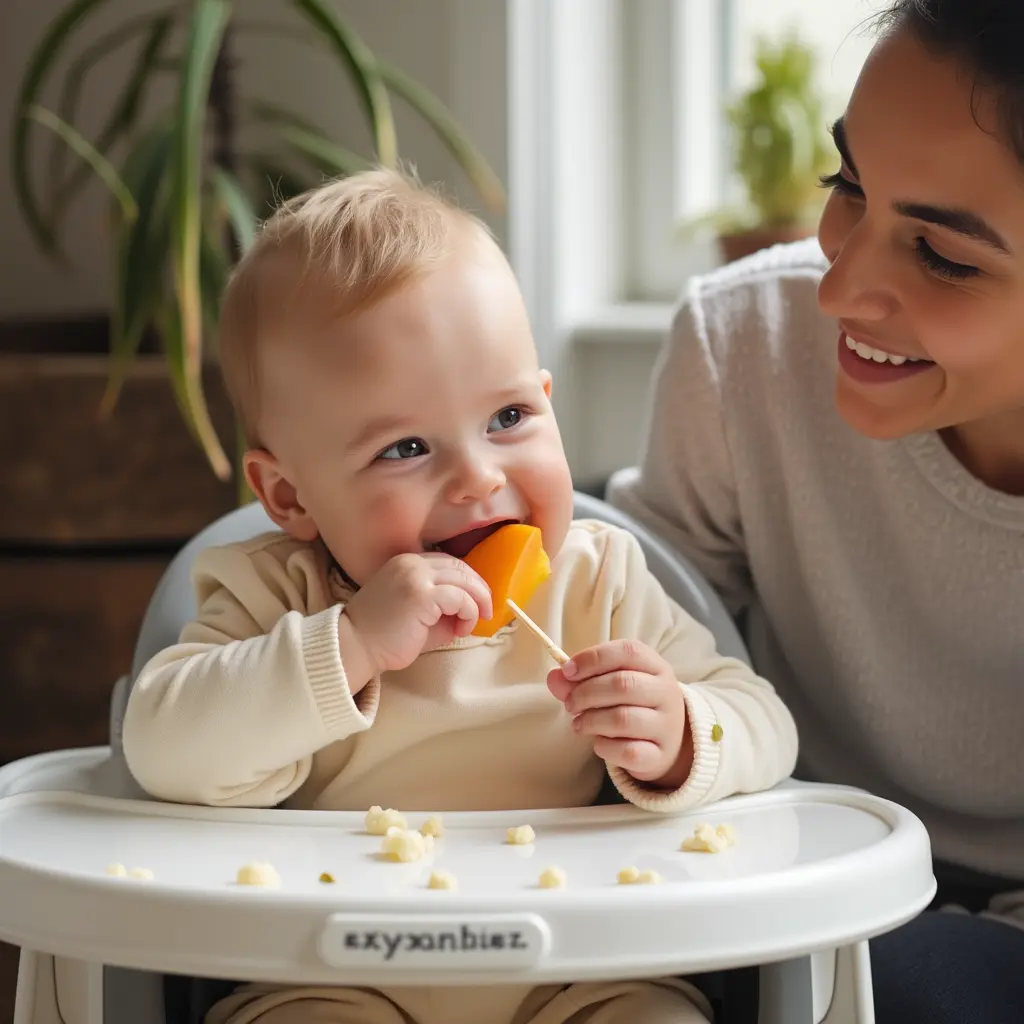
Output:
[122, 543, 379, 807]
[603, 530, 797, 812]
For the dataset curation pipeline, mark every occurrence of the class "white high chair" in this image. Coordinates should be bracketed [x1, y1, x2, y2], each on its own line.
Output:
[0, 493, 935, 1024]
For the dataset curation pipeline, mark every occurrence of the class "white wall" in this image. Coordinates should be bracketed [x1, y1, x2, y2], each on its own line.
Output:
[0, 0, 507, 318]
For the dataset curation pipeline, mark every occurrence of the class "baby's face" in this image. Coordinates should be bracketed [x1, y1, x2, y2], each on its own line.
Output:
[251, 236, 574, 583]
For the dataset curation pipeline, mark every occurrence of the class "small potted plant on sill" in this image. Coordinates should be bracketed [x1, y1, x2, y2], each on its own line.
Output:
[716, 33, 832, 264]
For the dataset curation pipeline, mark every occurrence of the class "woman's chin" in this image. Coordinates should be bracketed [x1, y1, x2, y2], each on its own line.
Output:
[834, 380, 933, 441]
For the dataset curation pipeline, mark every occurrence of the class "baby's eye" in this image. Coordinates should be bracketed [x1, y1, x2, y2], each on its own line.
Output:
[488, 406, 527, 433]
[377, 437, 429, 461]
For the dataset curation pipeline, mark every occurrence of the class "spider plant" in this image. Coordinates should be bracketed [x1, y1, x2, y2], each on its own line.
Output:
[12, 0, 505, 487]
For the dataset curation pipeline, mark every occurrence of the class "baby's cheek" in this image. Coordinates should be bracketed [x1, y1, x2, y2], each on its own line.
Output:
[362, 490, 432, 553]
[319, 489, 431, 582]
[519, 454, 574, 546]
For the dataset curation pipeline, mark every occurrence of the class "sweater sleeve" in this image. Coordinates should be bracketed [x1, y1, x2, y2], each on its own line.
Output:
[603, 530, 798, 812]
[122, 543, 380, 807]
[606, 282, 754, 615]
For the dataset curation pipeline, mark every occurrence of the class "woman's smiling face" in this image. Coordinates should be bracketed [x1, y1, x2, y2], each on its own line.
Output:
[817, 27, 1024, 455]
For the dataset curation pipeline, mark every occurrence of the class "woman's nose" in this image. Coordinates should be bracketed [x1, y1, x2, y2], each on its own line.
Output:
[817, 222, 900, 322]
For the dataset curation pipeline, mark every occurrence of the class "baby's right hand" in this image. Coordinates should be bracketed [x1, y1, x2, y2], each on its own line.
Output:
[341, 553, 493, 679]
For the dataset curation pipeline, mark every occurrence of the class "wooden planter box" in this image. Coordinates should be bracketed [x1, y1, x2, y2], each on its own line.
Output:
[0, 320, 236, 765]
[1, 329, 235, 544]
[0, 318, 242, 1024]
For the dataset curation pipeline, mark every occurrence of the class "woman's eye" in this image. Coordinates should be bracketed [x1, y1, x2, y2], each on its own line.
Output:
[819, 170, 864, 200]
[913, 238, 980, 281]
[377, 437, 429, 461]
[488, 406, 527, 433]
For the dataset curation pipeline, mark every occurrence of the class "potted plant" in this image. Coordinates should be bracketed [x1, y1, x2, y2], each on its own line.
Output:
[716, 33, 832, 264]
[11, 0, 503, 499]
[0, 1, 503, 791]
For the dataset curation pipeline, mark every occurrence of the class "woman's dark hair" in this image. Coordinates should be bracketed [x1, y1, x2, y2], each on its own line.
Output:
[876, 1, 1024, 164]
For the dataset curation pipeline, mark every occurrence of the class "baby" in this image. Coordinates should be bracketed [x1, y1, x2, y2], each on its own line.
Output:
[123, 169, 798, 1024]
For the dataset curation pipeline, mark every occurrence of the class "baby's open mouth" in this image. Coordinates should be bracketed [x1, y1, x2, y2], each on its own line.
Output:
[429, 519, 521, 560]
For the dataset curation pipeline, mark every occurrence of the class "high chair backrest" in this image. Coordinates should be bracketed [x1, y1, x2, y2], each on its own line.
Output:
[129, 493, 749, 683]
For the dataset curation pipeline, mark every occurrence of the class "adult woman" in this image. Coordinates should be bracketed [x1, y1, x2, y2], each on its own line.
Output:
[608, 2, 1024, 1021]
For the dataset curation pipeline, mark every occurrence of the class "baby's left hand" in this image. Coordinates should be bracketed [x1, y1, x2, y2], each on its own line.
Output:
[547, 639, 692, 788]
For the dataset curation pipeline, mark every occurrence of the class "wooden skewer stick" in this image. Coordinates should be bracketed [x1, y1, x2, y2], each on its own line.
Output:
[506, 598, 570, 666]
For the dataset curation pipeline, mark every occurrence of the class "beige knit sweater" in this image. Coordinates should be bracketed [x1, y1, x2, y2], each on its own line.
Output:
[123, 519, 797, 815]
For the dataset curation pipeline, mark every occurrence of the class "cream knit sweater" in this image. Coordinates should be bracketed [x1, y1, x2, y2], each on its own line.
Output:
[123, 520, 797, 815]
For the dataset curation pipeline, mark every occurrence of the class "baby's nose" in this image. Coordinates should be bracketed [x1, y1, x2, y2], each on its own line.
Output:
[449, 457, 506, 501]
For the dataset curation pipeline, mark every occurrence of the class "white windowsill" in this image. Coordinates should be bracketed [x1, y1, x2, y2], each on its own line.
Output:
[569, 302, 675, 347]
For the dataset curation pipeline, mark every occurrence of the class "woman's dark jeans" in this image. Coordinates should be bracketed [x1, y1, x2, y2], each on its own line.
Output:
[870, 860, 1024, 1024]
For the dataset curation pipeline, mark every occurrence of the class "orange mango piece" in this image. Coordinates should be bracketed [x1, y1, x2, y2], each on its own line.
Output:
[463, 524, 551, 637]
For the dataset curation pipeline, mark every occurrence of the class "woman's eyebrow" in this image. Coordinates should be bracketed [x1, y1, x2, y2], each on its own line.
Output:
[830, 116, 1011, 255]
[894, 202, 1011, 254]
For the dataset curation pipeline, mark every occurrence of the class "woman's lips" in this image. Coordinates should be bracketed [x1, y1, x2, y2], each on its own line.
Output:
[837, 333, 936, 384]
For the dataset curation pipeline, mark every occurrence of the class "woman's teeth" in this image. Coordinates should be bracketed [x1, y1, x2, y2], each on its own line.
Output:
[845, 335, 924, 366]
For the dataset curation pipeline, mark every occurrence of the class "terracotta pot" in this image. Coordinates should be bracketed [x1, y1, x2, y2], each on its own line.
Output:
[717, 224, 812, 265]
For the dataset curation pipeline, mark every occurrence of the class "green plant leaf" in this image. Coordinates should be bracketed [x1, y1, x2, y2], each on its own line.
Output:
[50, 9, 175, 221]
[27, 106, 137, 223]
[169, 0, 232, 480]
[291, 0, 397, 166]
[245, 154, 313, 210]
[199, 217, 230, 335]
[158, 269, 231, 473]
[212, 167, 258, 254]
[102, 120, 175, 418]
[249, 99, 370, 180]
[155, 298, 201, 445]
[235, 418, 255, 506]
[12, 0, 115, 255]
[280, 123, 371, 179]
[377, 60, 505, 213]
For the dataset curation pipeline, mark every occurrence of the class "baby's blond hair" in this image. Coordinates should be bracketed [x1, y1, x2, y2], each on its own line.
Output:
[219, 167, 487, 446]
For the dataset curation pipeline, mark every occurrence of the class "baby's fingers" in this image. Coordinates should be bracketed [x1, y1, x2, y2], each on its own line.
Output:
[562, 639, 665, 682]
[564, 671, 661, 714]
[573, 704, 662, 741]
[592, 737, 664, 779]
[547, 667, 574, 703]
[428, 559, 493, 621]
[433, 584, 482, 627]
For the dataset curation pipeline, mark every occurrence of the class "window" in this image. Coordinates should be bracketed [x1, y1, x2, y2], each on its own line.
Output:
[507, 0, 876, 483]
[628, 0, 877, 301]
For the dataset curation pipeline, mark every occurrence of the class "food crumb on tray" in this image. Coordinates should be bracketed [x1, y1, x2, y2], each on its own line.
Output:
[365, 806, 408, 835]
[381, 827, 433, 862]
[105, 863, 153, 880]
[236, 861, 281, 887]
[538, 866, 566, 889]
[506, 824, 535, 845]
[420, 815, 445, 838]
[681, 823, 736, 854]
[616, 865, 662, 885]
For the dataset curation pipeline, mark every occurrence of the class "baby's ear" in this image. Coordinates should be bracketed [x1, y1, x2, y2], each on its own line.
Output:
[540, 370, 553, 398]
[243, 449, 319, 543]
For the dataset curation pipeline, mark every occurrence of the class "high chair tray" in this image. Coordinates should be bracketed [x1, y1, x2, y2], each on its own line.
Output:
[0, 748, 935, 987]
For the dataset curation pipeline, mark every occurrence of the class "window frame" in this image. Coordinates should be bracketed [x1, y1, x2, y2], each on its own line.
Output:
[507, 0, 736, 471]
